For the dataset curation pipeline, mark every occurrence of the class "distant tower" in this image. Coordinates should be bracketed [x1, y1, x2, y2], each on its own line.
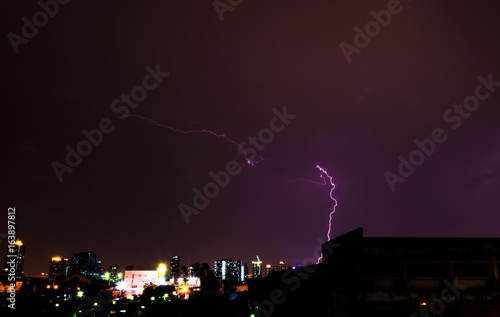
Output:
[266, 264, 272, 276]
[279, 261, 286, 271]
[244, 263, 250, 279]
[107, 264, 118, 281]
[4, 240, 25, 278]
[214, 259, 244, 284]
[69, 252, 101, 278]
[49, 257, 70, 279]
[170, 256, 181, 278]
[252, 259, 262, 278]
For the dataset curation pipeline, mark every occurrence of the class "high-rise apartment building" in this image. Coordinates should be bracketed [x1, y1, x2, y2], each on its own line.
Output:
[214, 259, 244, 284]
[170, 256, 180, 278]
[252, 260, 262, 278]
[69, 252, 102, 278]
[49, 257, 70, 279]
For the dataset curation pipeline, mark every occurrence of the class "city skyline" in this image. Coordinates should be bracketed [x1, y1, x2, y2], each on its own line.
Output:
[16, 244, 294, 279]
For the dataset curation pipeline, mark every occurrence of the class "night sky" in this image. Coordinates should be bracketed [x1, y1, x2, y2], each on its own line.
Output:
[3, 0, 500, 276]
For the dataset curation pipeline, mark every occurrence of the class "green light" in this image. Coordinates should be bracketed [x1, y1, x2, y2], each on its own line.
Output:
[112, 300, 116, 304]
[55, 303, 60, 307]
[102, 272, 110, 280]
[94, 302, 98, 306]
[77, 291, 84, 298]
[151, 296, 155, 301]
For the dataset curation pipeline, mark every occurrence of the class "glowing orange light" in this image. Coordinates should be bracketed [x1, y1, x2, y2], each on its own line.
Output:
[52, 257, 62, 262]
[420, 302, 427, 306]
[15, 240, 23, 246]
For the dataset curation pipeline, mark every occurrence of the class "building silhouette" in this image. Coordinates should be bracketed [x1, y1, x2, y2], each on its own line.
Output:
[68, 252, 102, 278]
[266, 264, 272, 276]
[107, 264, 118, 281]
[171, 256, 180, 279]
[249, 227, 500, 316]
[48, 257, 70, 279]
[278, 260, 286, 271]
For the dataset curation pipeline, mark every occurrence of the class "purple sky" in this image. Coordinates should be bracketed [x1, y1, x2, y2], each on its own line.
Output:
[3, 0, 500, 276]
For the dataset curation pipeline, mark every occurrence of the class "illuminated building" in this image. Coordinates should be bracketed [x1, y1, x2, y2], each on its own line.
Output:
[265, 264, 272, 276]
[122, 270, 159, 296]
[252, 260, 262, 278]
[170, 256, 180, 278]
[3, 240, 25, 278]
[107, 264, 118, 281]
[49, 257, 70, 279]
[120, 264, 172, 296]
[69, 252, 102, 278]
[214, 259, 244, 284]
[278, 260, 286, 271]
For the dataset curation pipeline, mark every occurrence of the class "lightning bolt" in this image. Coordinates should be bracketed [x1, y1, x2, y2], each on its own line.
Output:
[125, 113, 263, 166]
[288, 165, 337, 263]
[59, 90, 264, 165]
[315, 165, 337, 240]
[313, 165, 337, 263]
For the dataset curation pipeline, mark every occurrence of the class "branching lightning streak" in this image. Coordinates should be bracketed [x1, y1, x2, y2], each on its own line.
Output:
[315, 165, 337, 242]
[59, 90, 263, 165]
[314, 165, 337, 263]
[288, 165, 337, 263]
[126, 113, 261, 165]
